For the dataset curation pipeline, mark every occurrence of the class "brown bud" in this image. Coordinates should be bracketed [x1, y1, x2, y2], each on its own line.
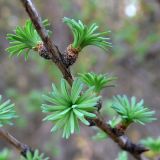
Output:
[33, 42, 52, 60]
[63, 44, 80, 68]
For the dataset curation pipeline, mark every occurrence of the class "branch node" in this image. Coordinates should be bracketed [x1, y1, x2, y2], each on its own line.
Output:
[21, 145, 33, 158]
[119, 136, 149, 154]
[62, 44, 79, 68]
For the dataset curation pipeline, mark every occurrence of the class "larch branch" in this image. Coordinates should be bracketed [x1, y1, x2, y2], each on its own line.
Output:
[0, 0, 149, 159]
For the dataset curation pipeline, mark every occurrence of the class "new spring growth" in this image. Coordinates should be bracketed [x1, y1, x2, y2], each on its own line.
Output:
[111, 95, 156, 129]
[42, 78, 100, 139]
[6, 19, 51, 60]
[63, 17, 112, 67]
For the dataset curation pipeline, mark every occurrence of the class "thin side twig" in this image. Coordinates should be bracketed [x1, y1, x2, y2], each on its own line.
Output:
[0, 128, 32, 157]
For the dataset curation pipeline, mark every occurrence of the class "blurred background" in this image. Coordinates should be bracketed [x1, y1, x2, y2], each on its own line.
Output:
[0, 0, 160, 159]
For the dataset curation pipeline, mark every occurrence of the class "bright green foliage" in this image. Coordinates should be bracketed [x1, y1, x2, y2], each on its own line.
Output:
[92, 130, 107, 141]
[0, 148, 12, 160]
[108, 116, 121, 128]
[0, 95, 17, 127]
[112, 95, 156, 125]
[116, 151, 128, 160]
[42, 78, 100, 138]
[24, 150, 49, 160]
[63, 17, 111, 51]
[6, 19, 50, 60]
[141, 137, 160, 153]
[79, 72, 116, 93]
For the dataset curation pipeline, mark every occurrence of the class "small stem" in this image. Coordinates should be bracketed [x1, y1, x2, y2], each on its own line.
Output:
[115, 120, 131, 134]
[0, 128, 32, 157]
